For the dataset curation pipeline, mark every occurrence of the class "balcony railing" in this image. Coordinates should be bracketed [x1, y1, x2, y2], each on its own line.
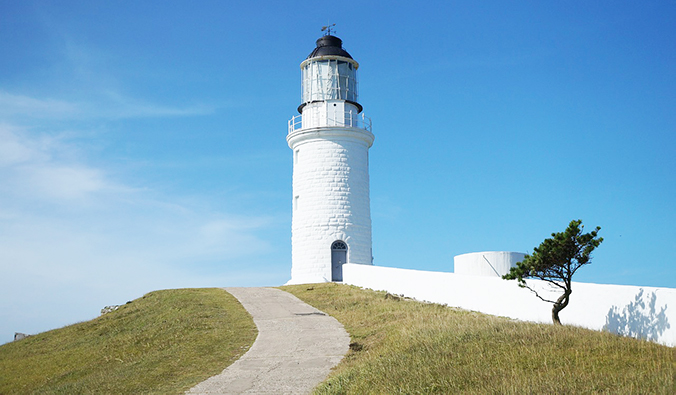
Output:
[288, 110, 372, 134]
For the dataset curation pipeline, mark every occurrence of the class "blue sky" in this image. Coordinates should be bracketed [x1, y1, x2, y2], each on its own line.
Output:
[1, 1, 674, 343]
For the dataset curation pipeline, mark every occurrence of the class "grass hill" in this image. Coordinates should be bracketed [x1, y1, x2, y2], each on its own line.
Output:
[283, 283, 675, 394]
[0, 288, 257, 394]
[1, 284, 673, 394]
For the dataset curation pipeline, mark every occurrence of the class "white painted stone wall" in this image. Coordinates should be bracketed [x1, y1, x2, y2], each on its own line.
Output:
[343, 264, 676, 347]
[286, 123, 374, 284]
[454, 251, 526, 277]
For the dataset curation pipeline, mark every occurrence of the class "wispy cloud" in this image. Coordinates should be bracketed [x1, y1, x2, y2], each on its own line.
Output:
[0, 124, 273, 257]
[0, 92, 80, 120]
[0, 90, 215, 121]
[0, 124, 281, 344]
[96, 90, 217, 118]
[0, 18, 218, 123]
[0, 124, 129, 202]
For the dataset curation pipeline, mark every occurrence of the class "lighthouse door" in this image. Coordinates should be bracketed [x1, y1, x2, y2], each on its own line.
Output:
[331, 241, 348, 281]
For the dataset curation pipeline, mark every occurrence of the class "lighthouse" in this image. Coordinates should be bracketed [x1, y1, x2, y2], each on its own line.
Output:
[286, 33, 374, 284]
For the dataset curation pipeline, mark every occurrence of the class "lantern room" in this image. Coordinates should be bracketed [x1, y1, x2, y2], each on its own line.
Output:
[298, 35, 361, 113]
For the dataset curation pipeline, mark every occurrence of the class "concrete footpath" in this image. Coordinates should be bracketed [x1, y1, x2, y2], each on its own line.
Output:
[186, 287, 350, 394]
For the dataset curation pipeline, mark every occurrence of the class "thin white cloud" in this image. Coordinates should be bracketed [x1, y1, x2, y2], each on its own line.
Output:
[21, 164, 111, 200]
[0, 124, 272, 253]
[0, 123, 46, 165]
[0, 22, 217, 122]
[0, 92, 80, 120]
[0, 124, 281, 344]
[0, 125, 129, 202]
[96, 89, 217, 118]
[0, 90, 215, 121]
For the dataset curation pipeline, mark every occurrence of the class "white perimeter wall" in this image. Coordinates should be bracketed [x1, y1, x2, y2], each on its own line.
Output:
[343, 264, 676, 347]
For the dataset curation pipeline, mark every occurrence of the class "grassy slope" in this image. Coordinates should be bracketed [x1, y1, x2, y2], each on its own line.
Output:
[0, 288, 257, 394]
[283, 283, 675, 394]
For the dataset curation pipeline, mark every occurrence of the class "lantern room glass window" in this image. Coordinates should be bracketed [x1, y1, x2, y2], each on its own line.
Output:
[302, 59, 358, 103]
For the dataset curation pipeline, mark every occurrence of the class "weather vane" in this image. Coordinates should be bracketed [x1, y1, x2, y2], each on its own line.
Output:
[321, 23, 336, 36]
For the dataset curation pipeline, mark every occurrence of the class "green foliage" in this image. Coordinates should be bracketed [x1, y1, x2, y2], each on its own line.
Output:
[283, 283, 674, 394]
[0, 288, 257, 394]
[503, 219, 603, 324]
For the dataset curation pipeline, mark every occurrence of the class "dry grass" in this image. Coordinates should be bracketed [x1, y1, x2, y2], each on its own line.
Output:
[0, 288, 257, 394]
[283, 283, 675, 394]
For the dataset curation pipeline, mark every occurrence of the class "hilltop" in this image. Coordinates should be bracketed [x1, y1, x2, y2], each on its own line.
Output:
[1, 284, 673, 393]
[0, 288, 256, 394]
[284, 283, 674, 394]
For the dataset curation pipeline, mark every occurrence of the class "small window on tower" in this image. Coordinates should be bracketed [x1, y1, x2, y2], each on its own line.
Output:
[294, 195, 299, 211]
[294, 149, 299, 164]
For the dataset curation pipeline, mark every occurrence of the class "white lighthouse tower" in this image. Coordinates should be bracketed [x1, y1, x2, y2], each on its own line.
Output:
[286, 32, 374, 284]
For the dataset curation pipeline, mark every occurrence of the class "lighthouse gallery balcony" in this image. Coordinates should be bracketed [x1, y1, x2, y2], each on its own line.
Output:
[288, 107, 372, 134]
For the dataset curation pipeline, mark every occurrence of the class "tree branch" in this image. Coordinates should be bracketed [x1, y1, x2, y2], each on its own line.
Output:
[520, 283, 558, 304]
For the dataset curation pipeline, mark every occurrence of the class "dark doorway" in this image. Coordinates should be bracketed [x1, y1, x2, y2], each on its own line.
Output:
[331, 240, 348, 281]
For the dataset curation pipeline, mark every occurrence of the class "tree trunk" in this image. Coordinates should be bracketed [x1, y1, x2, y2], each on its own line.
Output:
[552, 304, 562, 325]
[551, 289, 571, 325]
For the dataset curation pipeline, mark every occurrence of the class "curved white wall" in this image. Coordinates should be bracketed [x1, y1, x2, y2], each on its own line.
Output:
[454, 251, 526, 277]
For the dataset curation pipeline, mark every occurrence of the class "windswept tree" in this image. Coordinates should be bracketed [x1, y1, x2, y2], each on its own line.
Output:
[503, 220, 603, 325]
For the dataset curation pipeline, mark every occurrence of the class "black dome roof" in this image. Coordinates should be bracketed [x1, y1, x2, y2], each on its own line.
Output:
[306, 35, 353, 59]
